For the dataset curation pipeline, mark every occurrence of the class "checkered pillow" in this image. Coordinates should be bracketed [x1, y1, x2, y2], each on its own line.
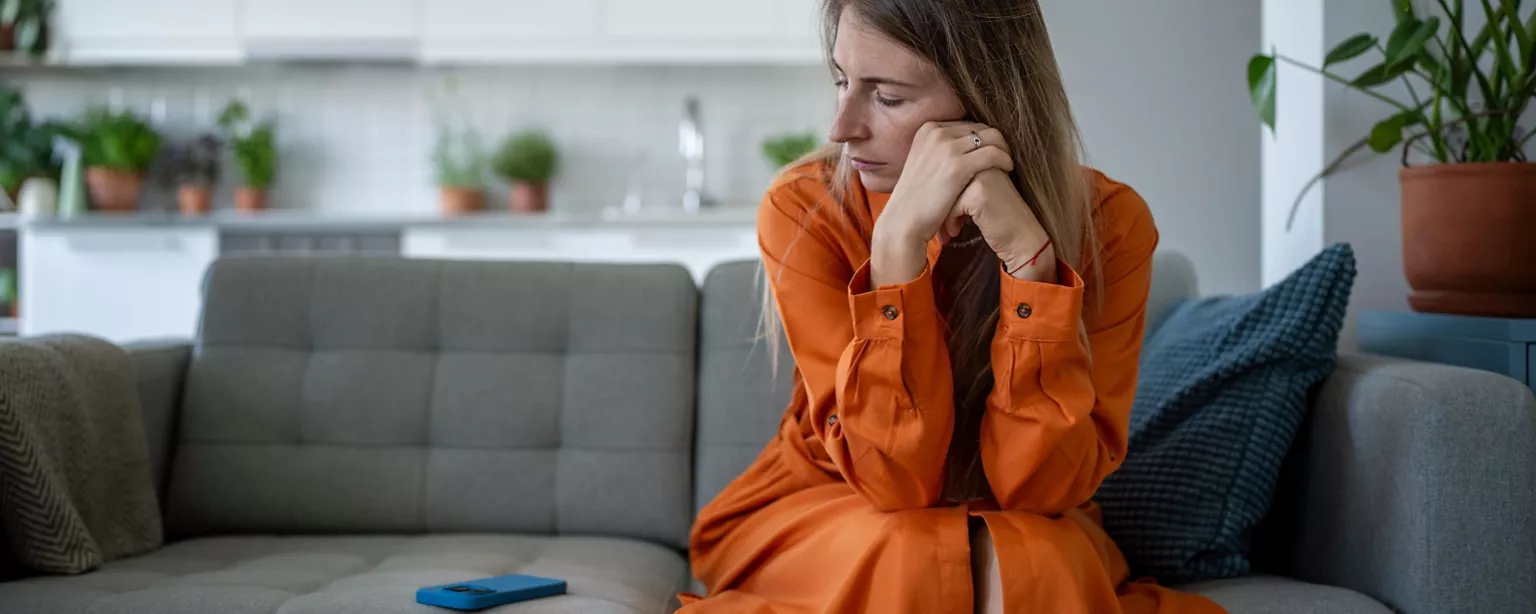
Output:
[1095, 243, 1356, 584]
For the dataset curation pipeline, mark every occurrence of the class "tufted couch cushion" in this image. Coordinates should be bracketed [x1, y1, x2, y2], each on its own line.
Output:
[164, 258, 699, 549]
[0, 534, 689, 613]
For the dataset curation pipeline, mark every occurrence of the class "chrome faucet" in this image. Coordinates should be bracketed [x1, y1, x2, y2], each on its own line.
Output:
[679, 96, 711, 213]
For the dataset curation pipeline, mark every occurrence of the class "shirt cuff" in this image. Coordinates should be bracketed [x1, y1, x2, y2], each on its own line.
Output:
[997, 260, 1084, 341]
[847, 258, 943, 341]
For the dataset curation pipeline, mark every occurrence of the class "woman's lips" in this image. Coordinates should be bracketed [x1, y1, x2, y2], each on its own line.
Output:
[849, 157, 886, 172]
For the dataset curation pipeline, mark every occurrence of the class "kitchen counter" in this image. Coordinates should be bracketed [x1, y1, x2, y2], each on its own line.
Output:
[12, 206, 760, 233]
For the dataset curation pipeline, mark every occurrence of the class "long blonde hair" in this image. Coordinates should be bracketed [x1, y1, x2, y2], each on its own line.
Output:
[760, 0, 1102, 503]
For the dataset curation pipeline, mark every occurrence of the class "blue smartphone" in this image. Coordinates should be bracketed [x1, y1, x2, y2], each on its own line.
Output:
[416, 574, 567, 611]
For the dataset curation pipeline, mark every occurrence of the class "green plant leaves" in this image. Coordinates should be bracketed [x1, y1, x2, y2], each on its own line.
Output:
[1249, 54, 1277, 133]
[1352, 61, 1416, 87]
[1369, 110, 1425, 153]
[1501, 0, 1533, 70]
[1386, 17, 1441, 66]
[492, 131, 558, 183]
[1325, 34, 1378, 67]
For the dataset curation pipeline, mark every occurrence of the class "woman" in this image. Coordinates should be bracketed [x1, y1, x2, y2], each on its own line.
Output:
[679, 1, 1226, 613]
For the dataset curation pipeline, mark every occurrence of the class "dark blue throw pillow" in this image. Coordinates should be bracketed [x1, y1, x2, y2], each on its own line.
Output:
[1095, 242, 1357, 584]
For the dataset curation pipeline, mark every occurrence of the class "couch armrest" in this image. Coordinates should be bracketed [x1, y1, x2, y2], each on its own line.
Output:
[123, 340, 191, 497]
[1286, 352, 1536, 614]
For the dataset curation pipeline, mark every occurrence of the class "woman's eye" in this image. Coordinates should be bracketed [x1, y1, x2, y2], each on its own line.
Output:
[833, 78, 849, 89]
[874, 92, 904, 108]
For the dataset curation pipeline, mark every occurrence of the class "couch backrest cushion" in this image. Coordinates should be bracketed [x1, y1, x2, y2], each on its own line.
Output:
[165, 257, 698, 549]
[694, 261, 795, 514]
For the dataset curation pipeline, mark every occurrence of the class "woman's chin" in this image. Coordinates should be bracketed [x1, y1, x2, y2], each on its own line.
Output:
[857, 171, 897, 194]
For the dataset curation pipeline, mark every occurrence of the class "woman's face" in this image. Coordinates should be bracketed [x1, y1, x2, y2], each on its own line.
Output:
[828, 7, 967, 193]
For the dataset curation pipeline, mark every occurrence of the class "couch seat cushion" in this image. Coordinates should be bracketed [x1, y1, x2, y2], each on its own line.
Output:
[0, 534, 688, 614]
[1186, 575, 1393, 614]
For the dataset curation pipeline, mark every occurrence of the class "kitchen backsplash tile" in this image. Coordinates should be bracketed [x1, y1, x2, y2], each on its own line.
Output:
[9, 64, 834, 215]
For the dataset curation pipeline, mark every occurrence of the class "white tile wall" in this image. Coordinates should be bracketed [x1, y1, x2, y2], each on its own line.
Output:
[10, 64, 835, 215]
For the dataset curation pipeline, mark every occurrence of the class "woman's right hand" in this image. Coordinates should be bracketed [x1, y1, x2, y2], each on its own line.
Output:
[871, 121, 1013, 287]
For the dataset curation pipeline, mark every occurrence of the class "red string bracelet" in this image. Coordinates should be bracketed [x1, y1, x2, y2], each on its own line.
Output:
[1007, 238, 1053, 277]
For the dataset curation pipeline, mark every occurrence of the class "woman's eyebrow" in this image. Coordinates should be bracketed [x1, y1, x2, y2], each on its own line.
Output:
[831, 59, 919, 88]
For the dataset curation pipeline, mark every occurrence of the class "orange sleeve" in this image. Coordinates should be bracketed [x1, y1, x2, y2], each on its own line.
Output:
[980, 183, 1158, 514]
[758, 181, 955, 512]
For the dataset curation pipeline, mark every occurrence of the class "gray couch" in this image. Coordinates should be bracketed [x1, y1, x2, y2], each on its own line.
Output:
[0, 253, 1531, 614]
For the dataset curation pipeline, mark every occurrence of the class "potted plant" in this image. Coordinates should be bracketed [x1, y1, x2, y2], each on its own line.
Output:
[433, 125, 487, 216]
[0, 266, 14, 318]
[155, 133, 222, 216]
[65, 106, 161, 213]
[761, 131, 821, 169]
[0, 84, 61, 205]
[1249, 0, 1536, 317]
[1, 0, 52, 55]
[217, 100, 276, 213]
[492, 130, 558, 213]
[0, 266, 14, 319]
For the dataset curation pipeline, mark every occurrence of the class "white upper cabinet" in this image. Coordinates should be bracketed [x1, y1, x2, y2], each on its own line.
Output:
[420, 0, 603, 62]
[54, 0, 823, 65]
[56, 0, 242, 64]
[242, 0, 419, 60]
[422, 0, 822, 64]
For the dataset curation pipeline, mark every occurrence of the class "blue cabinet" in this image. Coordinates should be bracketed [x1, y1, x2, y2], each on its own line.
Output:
[1358, 310, 1536, 390]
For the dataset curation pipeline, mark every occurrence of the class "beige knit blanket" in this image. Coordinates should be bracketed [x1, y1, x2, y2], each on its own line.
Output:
[0, 335, 162, 574]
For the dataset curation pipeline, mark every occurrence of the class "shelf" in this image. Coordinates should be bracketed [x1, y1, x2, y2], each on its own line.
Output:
[0, 52, 67, 69]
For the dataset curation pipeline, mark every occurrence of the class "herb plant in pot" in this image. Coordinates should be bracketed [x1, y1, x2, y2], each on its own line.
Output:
[0, 85, 61, 206]
[761, 131, 821, 169]
[492, 130, 558, 213]
[156, 133, 222, 216]
[68, 107, 161, 213]
[1, 0, 53, 55]
[218, 100, 276, 213]
[433, 125, 487, 216]
[1249, 0, 1536, 317]
[0, 266, 15, 319]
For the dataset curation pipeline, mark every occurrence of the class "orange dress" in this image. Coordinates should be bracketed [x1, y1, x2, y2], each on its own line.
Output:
[678, 161, 1226, 614]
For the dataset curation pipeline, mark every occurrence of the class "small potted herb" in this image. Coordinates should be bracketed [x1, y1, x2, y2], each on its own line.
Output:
[0, 85, 61, 205]
[492, 130, 558, 213]
[156, 133, 222, 216]
[433, 124, 487, 216]
[218, 100, 277, 213]
[0, 266, 16, 318]
[1, 0, 53, 56]
[761, 131, 821, 169]
[66, 106, 161, 213]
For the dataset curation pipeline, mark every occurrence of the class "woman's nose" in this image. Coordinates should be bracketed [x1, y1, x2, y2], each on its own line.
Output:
[827, 101, 868, 144]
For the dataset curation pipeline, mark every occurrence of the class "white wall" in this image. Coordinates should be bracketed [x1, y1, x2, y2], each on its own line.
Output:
[9, 0, 1266, 294]
[1047, 0, 1263, 295]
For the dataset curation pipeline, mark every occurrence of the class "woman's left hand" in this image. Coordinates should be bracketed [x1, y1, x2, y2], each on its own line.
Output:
[943, 169, 1058, 283]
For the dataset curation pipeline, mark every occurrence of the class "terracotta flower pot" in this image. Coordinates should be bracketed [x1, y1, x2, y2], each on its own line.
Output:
[84, 167, 145, 213]
[234, 186, 267, 213]
[510, 182, 549, 213]
[1401, 162, 1536, 317]
[178, 185, 213, 216]
[440, 186, 485, 216]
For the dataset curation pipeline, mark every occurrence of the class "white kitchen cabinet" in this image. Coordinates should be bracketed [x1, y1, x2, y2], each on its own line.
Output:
[401, 225, 759, 285]
[19, 227, 218, 344]
[422, 0, 822, 64]
[420, 0, 602, 62]
[242, 0, 419, 59]
[56, 0, 242, 64]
